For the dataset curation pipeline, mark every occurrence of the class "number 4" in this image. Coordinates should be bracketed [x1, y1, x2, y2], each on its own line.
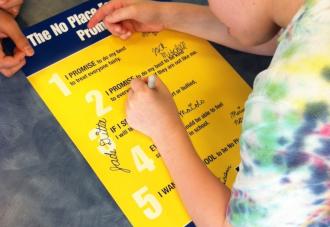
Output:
[131, 146, 155, 172]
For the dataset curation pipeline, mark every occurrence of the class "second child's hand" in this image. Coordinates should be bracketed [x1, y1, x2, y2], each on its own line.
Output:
[0, 9, 34, 77]
[88, 0, 165, 40]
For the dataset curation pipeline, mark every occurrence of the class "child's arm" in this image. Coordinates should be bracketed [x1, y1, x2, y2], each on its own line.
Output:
[126, 77, 232, 227]
[88, 0, 277, 56]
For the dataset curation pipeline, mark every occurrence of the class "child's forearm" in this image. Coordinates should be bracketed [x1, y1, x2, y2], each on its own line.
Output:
[152, 123, 231, 227]
[159, 2, 277, 56]
[160, 3, 226, 44]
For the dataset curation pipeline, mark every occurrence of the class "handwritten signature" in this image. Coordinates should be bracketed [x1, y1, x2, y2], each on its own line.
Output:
[142, 32, 159, 38]
[95, 119, 131, 173]
[153, 41, 187, 60]
[152, 42, 167, 57]
[222, 165, 232, 184]
[230, 106, 245, 126]
[178, 99, 205, 118]
[96, 118, 113, 146]
[230, 106, 244, 119]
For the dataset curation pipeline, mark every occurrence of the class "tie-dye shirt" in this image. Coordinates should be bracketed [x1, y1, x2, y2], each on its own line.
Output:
[227, 0, 330, 226]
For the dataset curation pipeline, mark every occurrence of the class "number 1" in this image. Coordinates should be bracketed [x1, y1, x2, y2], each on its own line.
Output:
[49, 74, 71, 96]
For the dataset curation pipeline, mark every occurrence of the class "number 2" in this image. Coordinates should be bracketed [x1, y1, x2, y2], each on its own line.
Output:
[85, 90, 112, 116]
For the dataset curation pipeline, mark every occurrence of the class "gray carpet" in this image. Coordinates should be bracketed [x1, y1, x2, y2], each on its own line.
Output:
[0, 1, 271, 226]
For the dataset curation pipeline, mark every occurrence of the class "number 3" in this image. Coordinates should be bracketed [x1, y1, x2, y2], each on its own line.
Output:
[89, 128, 116, 154]
[133, 186, 162, 220]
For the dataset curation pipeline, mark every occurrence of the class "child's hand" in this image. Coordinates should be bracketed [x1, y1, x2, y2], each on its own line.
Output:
[0, 0, 23, 17]
[88, 0, 165, 40]
[0, 9, 34, 77]
[126, 77, 183, 142]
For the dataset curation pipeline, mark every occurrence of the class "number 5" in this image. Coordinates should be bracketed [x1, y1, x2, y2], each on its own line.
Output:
[132, 186, 162, 220]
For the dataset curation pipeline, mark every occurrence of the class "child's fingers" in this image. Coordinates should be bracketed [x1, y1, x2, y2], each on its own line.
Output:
[154, 76, 166, 88]
[105, 18, 123, 33]
[141, 76, 149, 83]
[0, 0, 8, 7]
[103, 20, 125, 37]
[119, 31, 132, 40]
[13, 46, 26, 59]
[0, 32, 7, 38]
[119, 20, 134, 39]
[0, 42, 5, 58]
[0, 0, 23, 9]
[122, 20, 135, 33]
[7, 5, 21, 17]
[127, 89, 134, 100]
[126, 89, 134, 110]
[88, 2, 120, 28]
[0, 55, 23, 68]
[130, 78, 148, 92]
[3, 20, 34, 56]
[104, 19, 133, 40]
[106, 5, 138, 24]
[0, 58, 25, 77]
[0, 43, 24, 67]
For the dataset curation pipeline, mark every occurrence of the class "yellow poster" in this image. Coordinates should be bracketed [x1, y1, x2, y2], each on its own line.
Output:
[23, 1, 251, 226]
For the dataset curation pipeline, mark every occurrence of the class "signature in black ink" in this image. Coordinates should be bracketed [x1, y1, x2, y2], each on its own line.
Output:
[178, 99, 205, 118]
[142, 32, 159, 37]
[230, 106, 245, 119]
[96, 118, 113, 146]
[234, 117, 243, 125]
[222, 165, 231, 184]
[152, 43, 167, 57]
[105, 150, 131, 173]
[95, 119, 131, 173]
[230, 106, 245, 126]
[159, 41, 187, 60]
